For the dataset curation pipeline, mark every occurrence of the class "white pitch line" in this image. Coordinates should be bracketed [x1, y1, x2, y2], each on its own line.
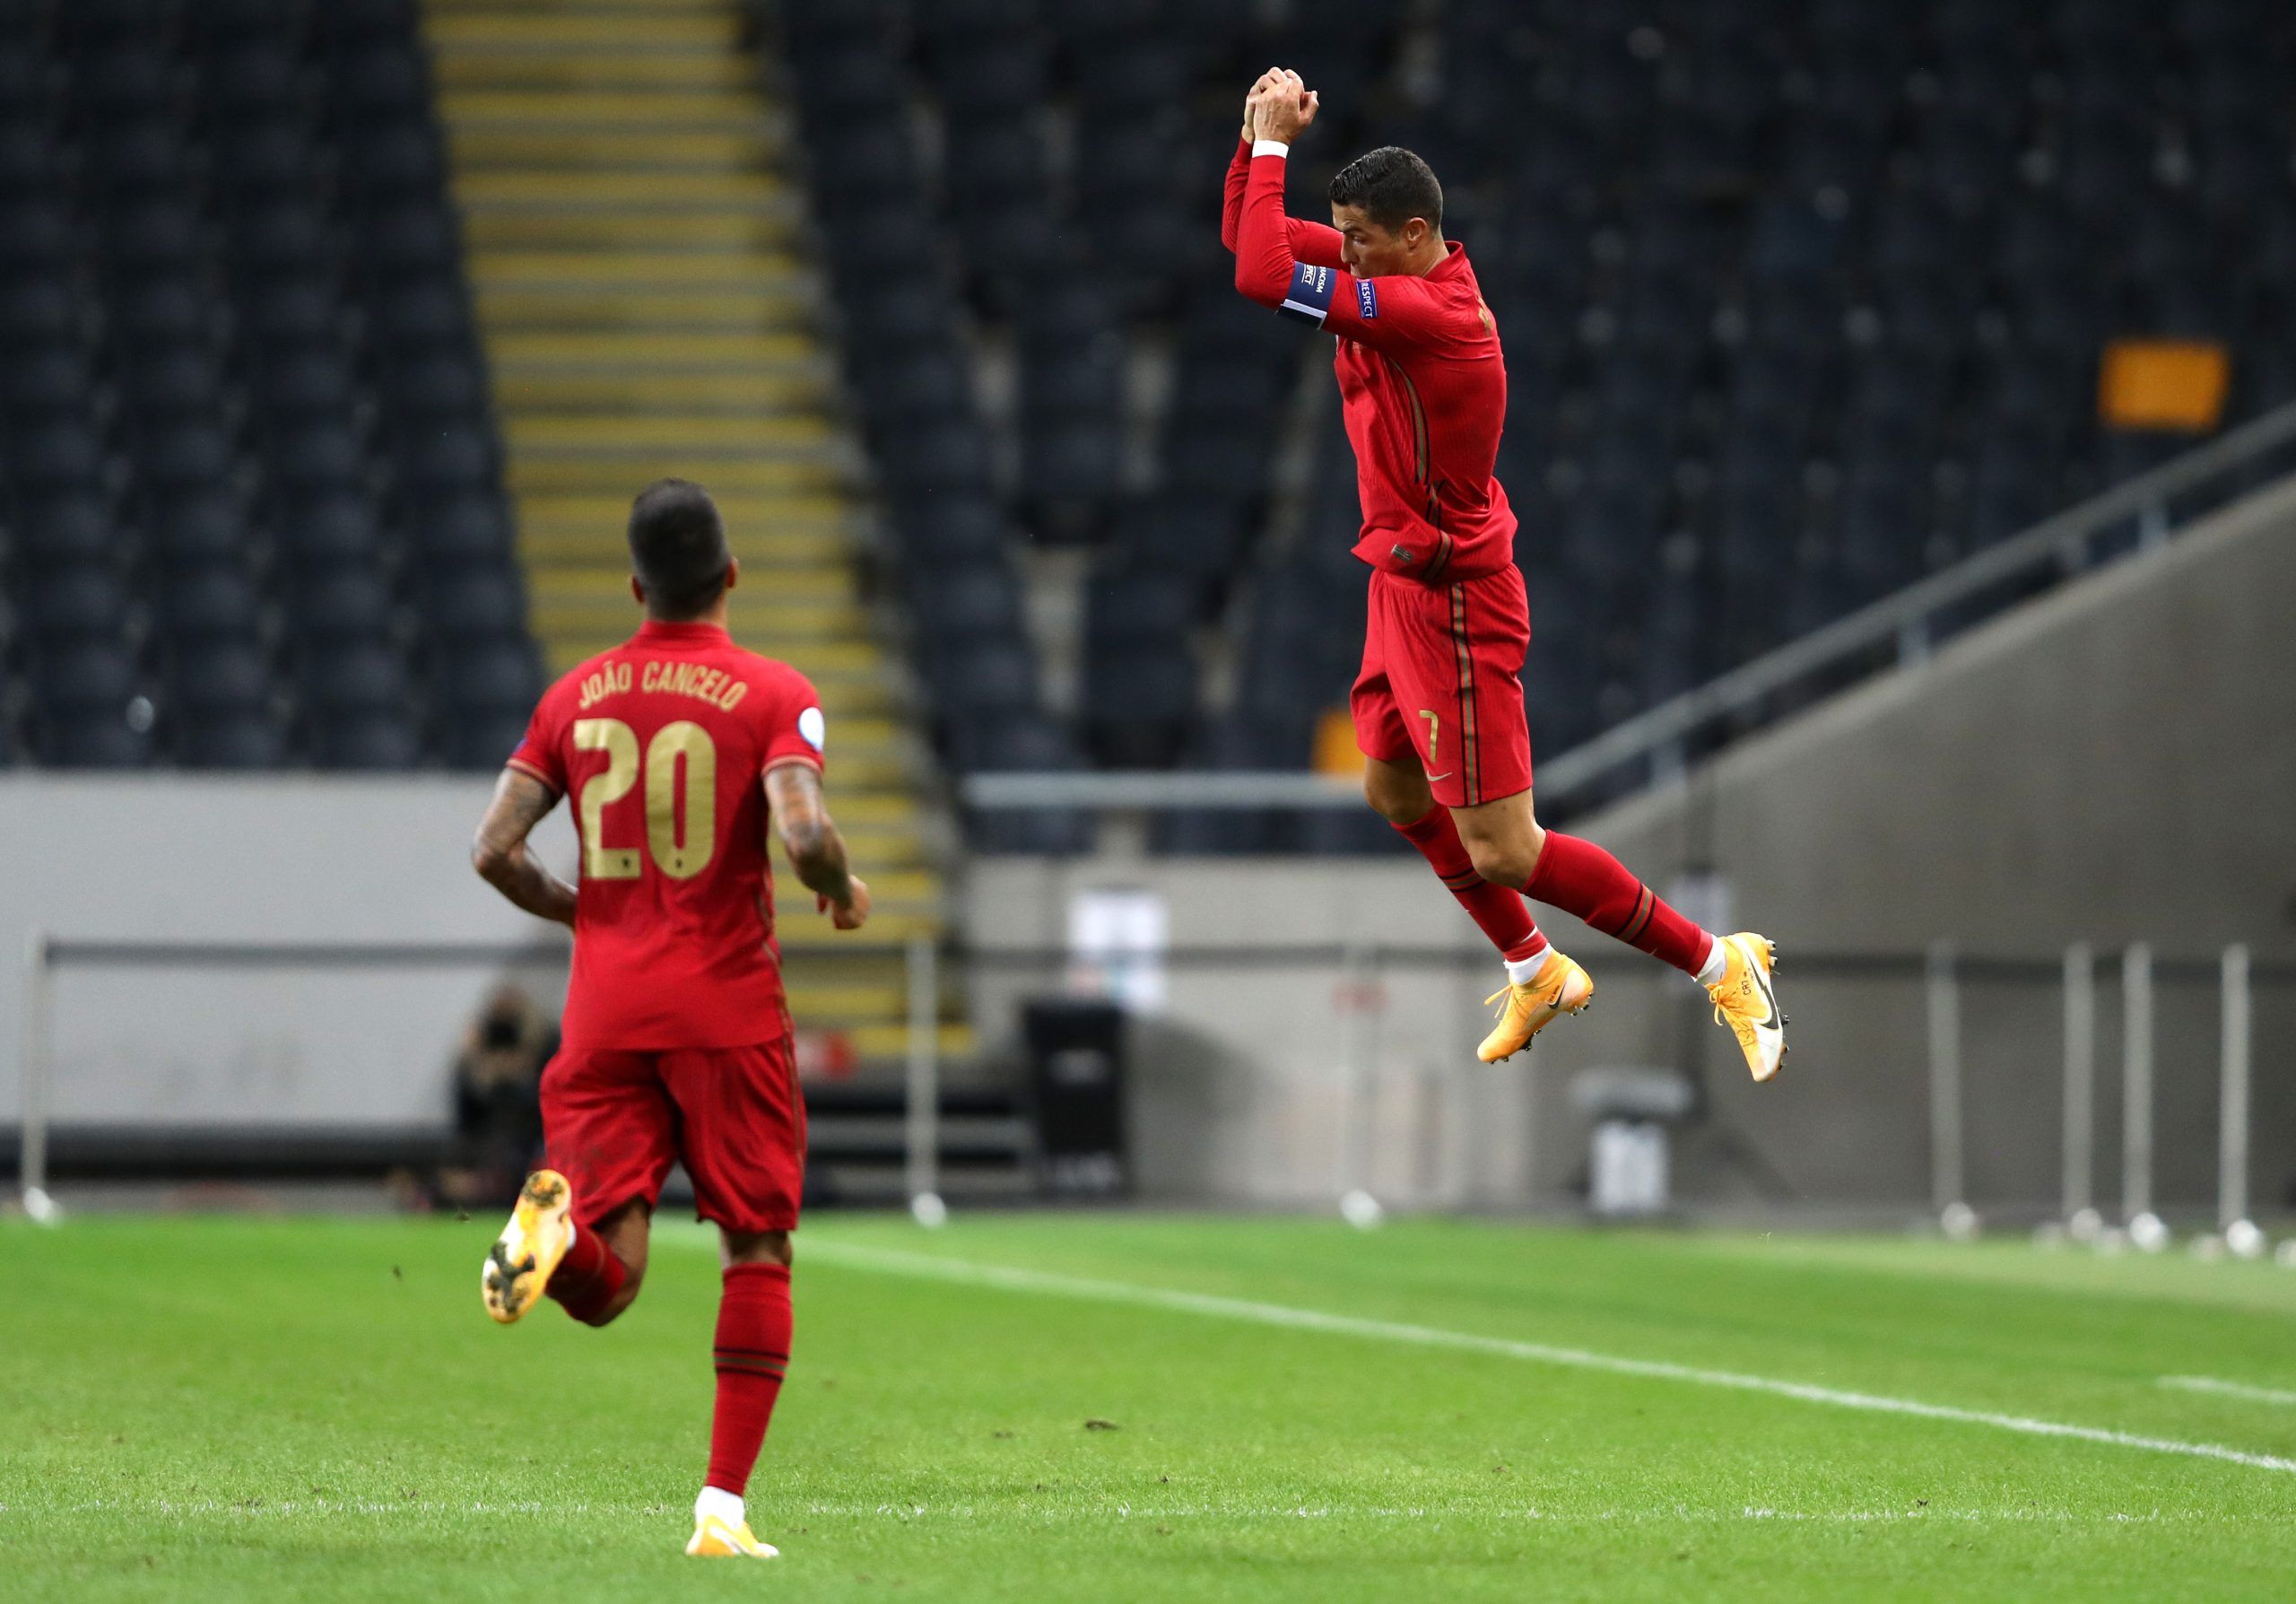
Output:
[804, 1242, 2296, 1478]
[2162, 1376, 2296, 1408]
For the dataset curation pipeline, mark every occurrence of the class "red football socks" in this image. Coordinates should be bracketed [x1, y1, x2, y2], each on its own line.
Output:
[706, 1262, 793, 1497]
[1523, 831, 1715, 978]
[1395, 806, 1549, 964]
[545, 1220, 628, 1326]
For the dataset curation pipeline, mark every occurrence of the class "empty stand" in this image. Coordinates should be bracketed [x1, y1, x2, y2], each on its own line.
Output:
[0, 0, 532, 769]
[774, 0, 2295, 851]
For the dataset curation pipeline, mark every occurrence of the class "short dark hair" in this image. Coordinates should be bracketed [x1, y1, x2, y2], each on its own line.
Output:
[627, 477, 730, 619]
[1327, 146, 1444, 234]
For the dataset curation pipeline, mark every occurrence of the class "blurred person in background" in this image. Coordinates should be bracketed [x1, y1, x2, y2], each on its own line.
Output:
[388, 983, 553, 1214]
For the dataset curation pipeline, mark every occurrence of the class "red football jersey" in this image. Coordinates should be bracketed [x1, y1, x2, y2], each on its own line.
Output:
[1225, 136, 1518, 583]
[508, 619, 826, 1051]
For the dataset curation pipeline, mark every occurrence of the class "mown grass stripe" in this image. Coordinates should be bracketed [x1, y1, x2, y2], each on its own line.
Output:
[804, 1242, 2296, 1478]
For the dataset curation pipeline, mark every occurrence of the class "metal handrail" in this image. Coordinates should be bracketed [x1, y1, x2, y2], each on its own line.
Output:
[963, 397, 2296, 812]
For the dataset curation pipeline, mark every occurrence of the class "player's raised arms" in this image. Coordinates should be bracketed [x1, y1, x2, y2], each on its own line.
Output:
[1228, 73, 1485, 358]
[470, 767, 575, 928]
[1221, 68, 1345, 268]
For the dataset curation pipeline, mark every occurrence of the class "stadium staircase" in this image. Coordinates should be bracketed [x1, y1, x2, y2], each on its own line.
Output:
[417, 0, 970, 1066]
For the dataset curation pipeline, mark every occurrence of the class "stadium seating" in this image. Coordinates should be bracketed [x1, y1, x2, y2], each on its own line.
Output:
[0, 0, 532, 770]
[776, 0, 2295, 851]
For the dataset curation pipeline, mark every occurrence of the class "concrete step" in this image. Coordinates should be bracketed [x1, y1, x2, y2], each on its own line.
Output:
[438, 89, 771, 131]
[426, 0, 732, 13]
[490, 329, 819, 370]
[476, 285, 812, 333]
[494, 368, 827, 415]
[471, 249, 804, 289]
[433, 50, 750, 92]
[505, 454, 841, 491]
[449, 126, 778, 171]
[455, 170, 786, 209]
[463, 211, 796, 252]
[506, 414, 833, 453]
[842, 1023, 977, 1061]
[428, 12, 739, 48]
[799, 833, 930, 874]
[776, 905, 945, 942]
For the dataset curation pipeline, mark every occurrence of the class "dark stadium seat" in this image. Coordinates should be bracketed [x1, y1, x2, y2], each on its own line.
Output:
[2, 344, 92, 419]
[28, 641, 139, 717]
[257, 352, 359, 417]
[1081, 647, 1196, 769]
[433, 641, 543, 718]
[934, 640, 1040, 725]
[274, 495, 384, 568]
[421, 571, 526, 643]
[168, 640, 274, 718]
[237, 275, 344, 349]
[400, 430, 493, 499]
[111, 277, 209, 345]
[883, 420, 994, 497]
[10, 495, 112, 569]
[1020, 420, 1123, 543]
[285, 566, 396, 641]
[152, 562, 263, 642]
[22, 565, 129, 643]
[912, 561, 1026, 646]
[891, 496, 1008, 571]
[379, 353, 487, 425]
[83, 118, 189, 199]
[271, 423, 369, 495]
[142, 423, 238, 494]
[315, 715, 423, 771]
[407, 495, 513, 566]
[37, 718, 152, 769]
[150, 494, 247, 567]
[439, 712, 528, 772]
[0, 200, 71, 272]
[127, 346, 227, 417]
[342, 124, 447, 202]
[303, 641, 413, 716]
[181, 714, 287, 769]
[11, 421, 106, 495]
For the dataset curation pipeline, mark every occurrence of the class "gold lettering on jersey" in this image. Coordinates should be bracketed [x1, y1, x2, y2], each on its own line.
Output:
[577, 661, 633, 710]
[645, 721, 718, 879]
[636, 659, 750, 711]
[570, 718, 642, 879]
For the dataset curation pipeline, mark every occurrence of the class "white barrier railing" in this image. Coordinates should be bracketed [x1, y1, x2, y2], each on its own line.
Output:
[13, 937, 2289, 1240]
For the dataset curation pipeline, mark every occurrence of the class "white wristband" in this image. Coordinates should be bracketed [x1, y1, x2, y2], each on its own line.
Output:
[1251, 138, 1291, 158]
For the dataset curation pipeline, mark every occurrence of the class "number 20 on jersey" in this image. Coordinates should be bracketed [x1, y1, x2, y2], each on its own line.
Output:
[571, 717, 718, 881]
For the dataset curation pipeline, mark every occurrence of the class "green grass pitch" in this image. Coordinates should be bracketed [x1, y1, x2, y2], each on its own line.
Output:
[7, 1211, 2296, 1601]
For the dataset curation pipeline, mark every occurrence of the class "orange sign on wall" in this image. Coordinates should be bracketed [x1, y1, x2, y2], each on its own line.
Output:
[1313, 706, 1366, 779]
[2099, 340, 2231, 432]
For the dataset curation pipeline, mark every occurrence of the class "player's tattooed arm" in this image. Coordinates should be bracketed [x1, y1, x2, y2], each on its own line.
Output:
[470, 768, 578, 928]
[764, 761, 871, 932]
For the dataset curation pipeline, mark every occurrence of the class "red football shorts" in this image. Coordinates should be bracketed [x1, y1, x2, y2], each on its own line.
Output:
[1352, 565, 1534, 809]
[541, 1036, 806, 1235]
